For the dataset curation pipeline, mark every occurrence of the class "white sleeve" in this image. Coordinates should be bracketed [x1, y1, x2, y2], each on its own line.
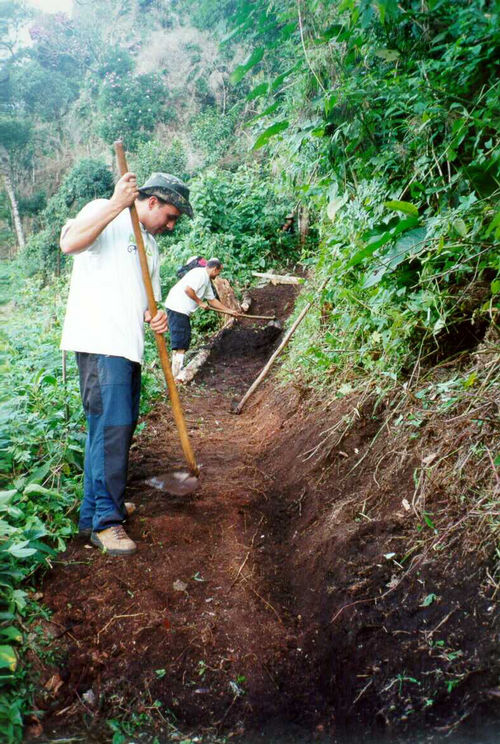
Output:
[185, 269, 207, 297]
[68, 199, 111, 252]
[150, 244, 162, 303]
[152, 265, 161, 303]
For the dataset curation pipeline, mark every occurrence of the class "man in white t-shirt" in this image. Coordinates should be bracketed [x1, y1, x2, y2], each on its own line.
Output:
[60, 171, 193, 556]
[165, 258, 237, 378]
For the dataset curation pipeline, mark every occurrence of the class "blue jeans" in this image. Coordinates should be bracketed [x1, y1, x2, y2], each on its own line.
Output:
[76, 353, 141, 533]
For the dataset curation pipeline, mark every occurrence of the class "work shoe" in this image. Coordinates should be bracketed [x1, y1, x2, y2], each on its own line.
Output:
[90, 525, 137, 556]
[78, 502, 136, 539]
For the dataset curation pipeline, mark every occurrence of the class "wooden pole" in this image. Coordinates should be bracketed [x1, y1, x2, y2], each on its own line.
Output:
[114, 141, 198, 476]
[209, 307, 275, 321]
[232, 279, 328, 415]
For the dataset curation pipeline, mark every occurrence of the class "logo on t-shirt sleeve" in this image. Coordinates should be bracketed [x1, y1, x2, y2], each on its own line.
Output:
[127, 233, 137, 253]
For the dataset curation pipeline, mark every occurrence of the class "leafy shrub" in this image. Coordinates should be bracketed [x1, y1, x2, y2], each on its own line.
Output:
[19, 159, 113, 277]
[0, 266, 84, 743]
[17, 192, 46, 218]
[159, 162, 299, 289]
[95, 46, 134, 81]
[222, 0, 499, 384]
[190, 106, 239, 165]
[96, 71, 173, 151]
[10, 59, 79, 121]
[133, 138, 189, 184]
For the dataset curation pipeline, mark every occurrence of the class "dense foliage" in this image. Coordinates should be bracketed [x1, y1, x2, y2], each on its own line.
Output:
[0, 265, 83, 740]
[212, 0, 499, 382]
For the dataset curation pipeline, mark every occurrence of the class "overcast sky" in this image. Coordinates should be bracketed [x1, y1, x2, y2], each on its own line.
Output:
[26, 0, 73, 14]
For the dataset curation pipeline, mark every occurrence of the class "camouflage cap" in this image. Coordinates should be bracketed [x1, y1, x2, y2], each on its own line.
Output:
[138, 172, 194, 219]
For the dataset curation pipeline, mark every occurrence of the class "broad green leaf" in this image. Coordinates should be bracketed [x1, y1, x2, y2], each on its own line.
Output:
[11, 590, 27, 612]
[246, 82, 269, 101]
[327, 195, 347, 221]
[24, 462, 51, 486]
[318, 24, 345, 42]
[7, 542, 37, 559]
[271, 64, 300, 91]
[0, 627, 22, 643]
[277, 22, 297, 42]
[253, 121, 289, 150]
[384, 200, 419, 217]
[353, 217, 419, 267]
[387, 228, 427, 268]
[245, 101, 280, 126]
[423, 512, 437, 530]
[491, 279, 500, 295]
[0, 646, 17, 672]
[347, 218, 417, 269]
[346, 239, 387, 269]
[453, 218, 467, 237]
[374, 48, 400, 62]
[391, 216, 420, 237]
[375, 0, 399, 23]
[486, 210, 500, 240]
[463, 372, 477, 388]
[362, 266, 387, 289]
[361, 228, 426, 288]
[0, 491, 17, 506]
[230, 48, 265, 85]
[24, 483, 57, 497]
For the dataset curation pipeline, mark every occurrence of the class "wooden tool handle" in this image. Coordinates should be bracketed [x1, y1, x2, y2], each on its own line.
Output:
[114, 141, 199, 476]
[209, 307, 275, 321]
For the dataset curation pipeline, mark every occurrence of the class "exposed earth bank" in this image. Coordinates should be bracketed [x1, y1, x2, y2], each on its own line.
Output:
[31, 284, 499, 744]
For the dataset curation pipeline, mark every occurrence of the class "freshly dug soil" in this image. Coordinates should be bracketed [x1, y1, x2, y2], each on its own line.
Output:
[32, 283, 499, 744]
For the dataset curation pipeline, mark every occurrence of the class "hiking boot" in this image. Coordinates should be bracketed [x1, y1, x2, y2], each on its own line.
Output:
[90, 524, 137, 556]
[78, 502, 136, 539]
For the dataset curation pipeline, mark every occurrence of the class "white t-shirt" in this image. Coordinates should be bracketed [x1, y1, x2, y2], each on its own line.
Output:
[60, 204, 161, 364]
[165, 267, 215, 316]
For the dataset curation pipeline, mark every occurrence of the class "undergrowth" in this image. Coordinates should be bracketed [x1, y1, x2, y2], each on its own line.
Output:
[0, 263, 166, 742]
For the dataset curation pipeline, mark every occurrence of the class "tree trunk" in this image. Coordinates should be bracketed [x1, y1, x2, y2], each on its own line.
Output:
[298, 205, 309, 246]
[0, 156, 25, 251]
[212, 277, 242, 314]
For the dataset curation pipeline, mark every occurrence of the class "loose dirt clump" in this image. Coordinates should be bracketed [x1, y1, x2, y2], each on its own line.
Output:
[33, 283, 499, 743]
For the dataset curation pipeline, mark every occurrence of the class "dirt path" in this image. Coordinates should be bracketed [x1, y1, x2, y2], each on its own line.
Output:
[37, 284, 313, 741]
[33, 282, 499, 743]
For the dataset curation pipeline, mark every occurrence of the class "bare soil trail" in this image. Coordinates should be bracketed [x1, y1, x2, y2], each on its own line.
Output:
[33, 283, 499, 744]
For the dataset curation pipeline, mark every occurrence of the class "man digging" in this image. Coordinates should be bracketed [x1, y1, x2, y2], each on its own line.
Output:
[60, 172, 193, 556]
[165, 258, 238, 380]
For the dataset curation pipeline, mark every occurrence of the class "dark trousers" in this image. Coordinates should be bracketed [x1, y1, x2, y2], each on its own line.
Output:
[76, 353, 141, 532]
[166, 308, 192, 350]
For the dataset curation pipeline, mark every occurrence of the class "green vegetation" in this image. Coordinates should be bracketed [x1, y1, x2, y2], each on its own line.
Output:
[0, 0, 498, 740]
[0, 266, 82, 741]
[215, 0, 499, 383]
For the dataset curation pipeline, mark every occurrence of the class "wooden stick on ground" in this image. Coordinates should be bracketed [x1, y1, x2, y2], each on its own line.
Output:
[252, 271, 303, 285]
[209, 307, 275, 321]
[232, 278, 328, 414]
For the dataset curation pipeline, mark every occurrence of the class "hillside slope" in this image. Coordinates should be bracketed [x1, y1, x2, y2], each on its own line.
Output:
[32, 283, 499, 744]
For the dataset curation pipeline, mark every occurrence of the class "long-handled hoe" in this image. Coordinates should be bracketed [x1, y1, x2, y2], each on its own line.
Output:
[114, 141, 199, 496]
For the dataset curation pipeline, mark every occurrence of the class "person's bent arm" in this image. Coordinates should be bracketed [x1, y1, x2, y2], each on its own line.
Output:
[60, 172, 139, 255]
[184, 286, 208, 309]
